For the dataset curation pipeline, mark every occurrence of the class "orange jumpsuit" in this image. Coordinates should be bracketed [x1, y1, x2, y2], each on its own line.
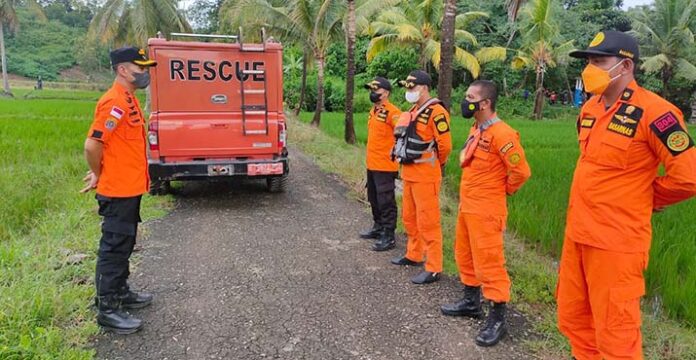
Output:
[557, 81, 696, 360]
[456, 117, 531, 303]
[366, 100, 401, 172]
[402, 102, 452, 273]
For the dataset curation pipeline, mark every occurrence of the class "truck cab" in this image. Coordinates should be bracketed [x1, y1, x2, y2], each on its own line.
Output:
[146, 31, 289, 194]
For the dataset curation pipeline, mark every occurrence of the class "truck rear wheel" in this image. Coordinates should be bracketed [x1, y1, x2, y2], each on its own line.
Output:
[149, 180, 170, 195]
[266, 175, 288, 193]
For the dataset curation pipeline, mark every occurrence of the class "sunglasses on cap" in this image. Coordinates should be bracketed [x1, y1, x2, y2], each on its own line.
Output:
[399, 80, 417, 89]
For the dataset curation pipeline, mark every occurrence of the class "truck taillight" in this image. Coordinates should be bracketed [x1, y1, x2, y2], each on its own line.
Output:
[148, 121, 159, 151]
[278, 122, 287, 150]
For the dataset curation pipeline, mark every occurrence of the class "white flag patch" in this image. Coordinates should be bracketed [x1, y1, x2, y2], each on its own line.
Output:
[110, 106, 125, 119]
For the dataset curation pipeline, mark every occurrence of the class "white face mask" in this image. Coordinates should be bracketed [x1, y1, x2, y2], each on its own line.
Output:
[405, 90, 420, 103]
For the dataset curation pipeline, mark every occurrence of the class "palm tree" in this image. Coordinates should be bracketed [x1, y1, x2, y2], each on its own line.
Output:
[366, 1, 506, 80]
[0, 0, 18, 97]
[221, 0, 345, 127]
[504, 0, 529, 47]
[345, 0, 357, 144]
[630, 0, 696, 100]
[511, 0, 573, 120]
[343, 0, 399, 143]
[88, 0, 192, 48]
[437, 0, 457, 110]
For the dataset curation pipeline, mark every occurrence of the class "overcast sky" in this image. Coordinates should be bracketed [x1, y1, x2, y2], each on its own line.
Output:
[622, 0, 654, 9]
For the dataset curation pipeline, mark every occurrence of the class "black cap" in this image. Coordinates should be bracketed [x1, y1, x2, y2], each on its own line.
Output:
[569, 30, 639, 62]
[399, 70, 432, 89]
[364, 77, 392, 91]
[110, 46, 157, 67]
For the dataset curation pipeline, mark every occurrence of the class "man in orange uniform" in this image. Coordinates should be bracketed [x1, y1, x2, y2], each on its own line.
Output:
[81, 47, 157, 334]
[558, 31, 696, 359]
[390, 70, 452, 284]
[360, 77, 402, 251]
[441, 80, 531, 347]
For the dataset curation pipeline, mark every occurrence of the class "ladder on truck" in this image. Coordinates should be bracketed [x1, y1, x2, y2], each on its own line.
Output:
[239, 27, 269, 136]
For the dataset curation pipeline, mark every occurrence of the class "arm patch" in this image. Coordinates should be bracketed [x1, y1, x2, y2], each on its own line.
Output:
[500, 141, 514, 154]
[434, 114, 449, 134]
[649, 111, 694, 156]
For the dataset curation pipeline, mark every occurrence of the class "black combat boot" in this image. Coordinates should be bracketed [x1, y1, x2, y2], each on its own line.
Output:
[411, 271, 440, 284]
[119, 289, 154, 309]
[96, 296, 143, 335]
[359, 223, 383, 239]
[372, 229, 395, 252]
[440, 285, 483, 318]
[476, 302, 507, 347]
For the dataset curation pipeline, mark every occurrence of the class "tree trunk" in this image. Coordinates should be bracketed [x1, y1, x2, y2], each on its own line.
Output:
[505, 28, 516, 49]
[294, 50, 309, 116]
[310, 56, 325, 127]
[532, 64, 545, 120]
[0, 23, 12, 97]
[344, 0, 356, 144]
[419, 43, 428, 70]
[690, 92, 696, 124]
[437, 0, 457, 111]
[661, 66, 671, 100]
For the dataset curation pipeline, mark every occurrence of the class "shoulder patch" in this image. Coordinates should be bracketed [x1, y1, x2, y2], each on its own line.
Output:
[105, 117, 118, 130]
[500, 142, 514, 154]
[110, 106, 125, 119]
[650, 111, 694, 156]
[607, 103, 643, 138]
[417, 107, 433, 124]
[580, 117, 596, 129]
[508, 153, 522, 165]
[434, 114, 449, 134]
[376, 109, 388, 122]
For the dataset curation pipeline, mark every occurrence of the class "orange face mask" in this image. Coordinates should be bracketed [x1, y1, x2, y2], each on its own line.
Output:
[581, 60, 625, 95]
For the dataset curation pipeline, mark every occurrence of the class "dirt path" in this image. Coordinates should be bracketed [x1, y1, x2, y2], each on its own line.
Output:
[94, 148, 534, 360]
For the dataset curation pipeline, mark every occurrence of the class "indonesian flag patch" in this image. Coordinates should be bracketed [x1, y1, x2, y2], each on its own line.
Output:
[110, 106, 125, 119]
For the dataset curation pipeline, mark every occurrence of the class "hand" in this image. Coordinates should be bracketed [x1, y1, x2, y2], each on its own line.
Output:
[80, 170, 99, 193]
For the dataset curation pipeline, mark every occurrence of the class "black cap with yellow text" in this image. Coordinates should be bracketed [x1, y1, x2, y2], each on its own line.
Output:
[364, 77, 392, 91]
[399, 70, 432, 89]
[110, 47, 157, 67]
[569, 30, 639, 63]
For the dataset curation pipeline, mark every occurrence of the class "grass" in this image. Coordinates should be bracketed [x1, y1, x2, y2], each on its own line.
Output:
[0, 87, 172, 359]
[295, 108, 696, 359]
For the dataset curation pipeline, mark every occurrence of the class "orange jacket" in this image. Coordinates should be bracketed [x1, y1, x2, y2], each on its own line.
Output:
[566, 80, 696, 253]
[366, 100, 401, 172]
[401, 102, 452, 182]
[459, 118, 531, 216]
[87, 82, 149, 197]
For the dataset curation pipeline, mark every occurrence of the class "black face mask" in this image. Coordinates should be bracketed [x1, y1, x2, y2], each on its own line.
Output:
[369, 91, 382, 103]
[461, 99, 483, 119]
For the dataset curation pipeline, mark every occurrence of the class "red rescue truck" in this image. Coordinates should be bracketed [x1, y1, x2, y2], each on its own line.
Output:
[146, 31, 289, 194]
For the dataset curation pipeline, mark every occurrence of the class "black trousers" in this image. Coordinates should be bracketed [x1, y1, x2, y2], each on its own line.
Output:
[95, 194, 142, 298]
[366, 170, 398, 232]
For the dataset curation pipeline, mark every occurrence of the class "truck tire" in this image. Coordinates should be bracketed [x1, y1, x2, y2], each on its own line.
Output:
[149, 180, 170, 195]
[266, 175, 288, 193]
